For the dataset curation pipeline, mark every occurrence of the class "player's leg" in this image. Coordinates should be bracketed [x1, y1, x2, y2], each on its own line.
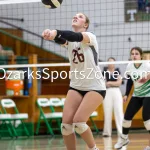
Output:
[73, 91, 105, 150]
[103, 137, 113, 150]
[103, 88, 113, 137]
[143, 97, 150, 150]
[61, 89, 83, 150]
[114, 97, 143, 149]
[113, 88, 124, 136]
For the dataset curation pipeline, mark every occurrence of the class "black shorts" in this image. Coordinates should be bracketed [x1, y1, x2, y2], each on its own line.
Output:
[69, 87, 106, 99]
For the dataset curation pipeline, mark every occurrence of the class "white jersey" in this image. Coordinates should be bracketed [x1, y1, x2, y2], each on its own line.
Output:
[67, 32, 106, 91]
[126, 62, 150, 97]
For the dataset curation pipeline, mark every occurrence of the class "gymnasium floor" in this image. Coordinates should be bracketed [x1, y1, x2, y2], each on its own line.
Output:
[0, 132, 149, 150]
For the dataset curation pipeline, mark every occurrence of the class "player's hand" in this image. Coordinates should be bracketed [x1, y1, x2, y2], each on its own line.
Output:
[106, 82, 111, 88]
[42, 29, 57, 40]
[138, 77, 148, 83]
[123, 95, 128, 103]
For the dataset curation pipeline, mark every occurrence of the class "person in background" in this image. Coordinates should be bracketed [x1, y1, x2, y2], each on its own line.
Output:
[114, 47, 150, 150]
[102, 57, 123, 138]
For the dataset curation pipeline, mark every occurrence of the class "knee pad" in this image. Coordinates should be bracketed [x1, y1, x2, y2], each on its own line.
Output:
[144, 119, 150, 130]
[123, 119, 132, 128]
[73, 122, 89, 134]
[61, 123, 74, 136]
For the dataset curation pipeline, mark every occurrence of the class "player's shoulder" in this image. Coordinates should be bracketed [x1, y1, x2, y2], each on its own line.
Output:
[115, 68, 121, 73]
[85, 31, 96, 36]
[142, 62, 150, 66]
[87, 31, 95, 34]
[140, 62, 150, 70]
[126, 63, 132, 68]
[126, 62, 134, 70]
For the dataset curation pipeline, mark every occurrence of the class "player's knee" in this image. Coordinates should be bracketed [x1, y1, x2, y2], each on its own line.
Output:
[123, 119, 132, 128]
[144, 119, 150, 131]
[73, 122, 89, 134]
[61, 123, 74, 136]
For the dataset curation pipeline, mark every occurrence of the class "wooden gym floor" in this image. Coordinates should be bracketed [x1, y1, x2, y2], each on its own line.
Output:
[0, 132, 149, 150]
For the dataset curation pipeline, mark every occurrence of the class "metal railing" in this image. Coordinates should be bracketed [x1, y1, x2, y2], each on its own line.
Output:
[0, 17, 44, 47]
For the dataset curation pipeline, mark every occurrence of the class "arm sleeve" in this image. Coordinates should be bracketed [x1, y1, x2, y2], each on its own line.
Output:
[55, 30, 83, 42]
[125, 75, 133, 96]
[54, 37, 67, 45]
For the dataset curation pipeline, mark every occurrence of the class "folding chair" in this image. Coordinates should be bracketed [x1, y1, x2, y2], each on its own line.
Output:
[60, 98, 99, 133]
[49, 98, 63, 133]
[90, 111, 99, 134]
[61, 98, 66, 106]
[0, 110, 13, 138]
[1, 99, 30, 137]
[36, 98, 62, 136]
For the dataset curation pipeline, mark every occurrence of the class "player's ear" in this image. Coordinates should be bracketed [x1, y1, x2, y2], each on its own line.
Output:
[84, 23, 88, 29]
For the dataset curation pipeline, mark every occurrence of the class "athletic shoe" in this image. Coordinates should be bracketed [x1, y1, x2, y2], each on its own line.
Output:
[114, 136, 130, 149]
[144, 146, 150, 150]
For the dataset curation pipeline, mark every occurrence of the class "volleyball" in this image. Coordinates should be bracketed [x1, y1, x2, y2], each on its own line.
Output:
[42, 0, 63, 9]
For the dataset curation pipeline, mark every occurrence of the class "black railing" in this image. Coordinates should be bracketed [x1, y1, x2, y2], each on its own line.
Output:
[0, 18, 45, 47]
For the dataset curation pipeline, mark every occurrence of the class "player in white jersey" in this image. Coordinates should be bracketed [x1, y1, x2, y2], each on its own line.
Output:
[114, 47, 150, 150]
[42, 13, 106, 150]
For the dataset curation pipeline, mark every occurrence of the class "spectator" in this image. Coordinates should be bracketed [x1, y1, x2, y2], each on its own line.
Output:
[102, 57, 123, 137]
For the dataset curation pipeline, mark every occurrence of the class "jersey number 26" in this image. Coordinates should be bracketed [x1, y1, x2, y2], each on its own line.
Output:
[72, 48, 84, 64]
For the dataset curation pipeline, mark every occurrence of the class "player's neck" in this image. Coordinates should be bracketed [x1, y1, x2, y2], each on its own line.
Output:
[73, 27, 86, 32]
[134, 63, 141, 68]
[108, 67, 115, 72]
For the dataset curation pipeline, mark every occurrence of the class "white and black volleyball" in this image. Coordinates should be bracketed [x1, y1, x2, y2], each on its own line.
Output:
[42, 0, 63, 9]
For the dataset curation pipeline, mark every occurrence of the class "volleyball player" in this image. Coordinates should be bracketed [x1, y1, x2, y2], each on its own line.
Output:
[114, 47, 150, 150]
[42, 13, 106, 150]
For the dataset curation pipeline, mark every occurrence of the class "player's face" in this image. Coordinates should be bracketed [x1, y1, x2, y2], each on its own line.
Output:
[108, 58, 115, 69]
[72, 13, 87, 30]
[130, 49, 142, 60]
